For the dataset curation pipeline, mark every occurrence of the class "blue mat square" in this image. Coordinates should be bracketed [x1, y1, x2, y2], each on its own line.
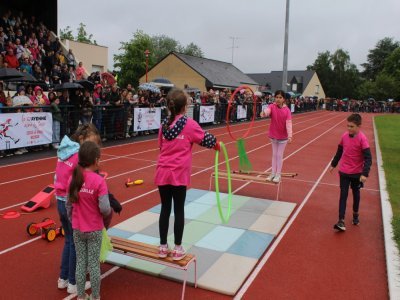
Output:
[227, 231, 274, 258]
[195, 226, 245, 252]
[107, 227, 135, 239]
[186, 188, 210, 202]
[128, 233, 159, 245]
[184, 202, 212, 219]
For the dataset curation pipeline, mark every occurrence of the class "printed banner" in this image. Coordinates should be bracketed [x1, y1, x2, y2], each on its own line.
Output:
[236, 105, 247, 119]
[186, 105, 194, 119]
[199, 105, 215, 123]
[0, 112, 52, 150]
[261, 104, 268, 114]
[133, 107, 161, 132]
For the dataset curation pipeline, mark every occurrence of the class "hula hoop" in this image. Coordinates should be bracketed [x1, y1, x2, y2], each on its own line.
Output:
[226, 85, 258, 141]
[214, 142, 232, 223]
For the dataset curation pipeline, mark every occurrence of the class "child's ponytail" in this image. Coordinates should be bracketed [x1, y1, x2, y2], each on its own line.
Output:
[69, 165, 84, 203]
[68, 141, 101, 203]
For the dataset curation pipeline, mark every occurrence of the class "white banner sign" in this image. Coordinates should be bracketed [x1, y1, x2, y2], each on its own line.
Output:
[199, 105, 215, 123]
[0, 112, 52, 150]
[133, 107, 161, 132]
[261, 104, 268, 115]
[186, 105, 194, 119]
[236, 105, 247, 119]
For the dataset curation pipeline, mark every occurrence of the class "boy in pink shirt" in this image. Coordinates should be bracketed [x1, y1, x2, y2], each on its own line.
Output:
[155, 88, 220, 261]
[260, 90, 293, 183]
[330, 114, 372, 231]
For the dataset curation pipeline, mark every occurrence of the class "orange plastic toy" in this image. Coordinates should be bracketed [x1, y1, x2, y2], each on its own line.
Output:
[125, 178, 144, 187]
[26, 218, 64, 242]
[21, 185, 55, 212]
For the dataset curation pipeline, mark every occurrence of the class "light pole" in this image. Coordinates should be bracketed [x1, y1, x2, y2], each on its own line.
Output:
[282, 0, 290, 92]
[144, 49, 150, 82]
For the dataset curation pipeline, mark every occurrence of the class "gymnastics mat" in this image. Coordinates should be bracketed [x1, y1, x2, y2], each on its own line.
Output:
[106, 189, 296, 295]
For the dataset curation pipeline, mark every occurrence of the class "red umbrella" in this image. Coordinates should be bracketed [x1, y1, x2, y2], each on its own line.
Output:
[101, 72, 116, 86]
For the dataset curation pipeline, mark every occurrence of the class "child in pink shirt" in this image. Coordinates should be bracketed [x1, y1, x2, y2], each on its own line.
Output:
[66, 141, 111, 300]
[330, 114, 372, 231]
[55, 124, 101, 294]
[155, 88, 220, 261]
[260, 90, 293, 183]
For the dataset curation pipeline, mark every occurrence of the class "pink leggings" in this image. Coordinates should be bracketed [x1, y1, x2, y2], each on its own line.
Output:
[271, 139, 288, 175]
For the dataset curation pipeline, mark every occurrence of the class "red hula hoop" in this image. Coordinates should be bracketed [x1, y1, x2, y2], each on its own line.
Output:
[225, 85, 257, 141]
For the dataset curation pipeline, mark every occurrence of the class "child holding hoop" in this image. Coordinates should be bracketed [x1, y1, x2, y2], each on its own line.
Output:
[155, 88, 220, 260]
[260, 90, 293, 183]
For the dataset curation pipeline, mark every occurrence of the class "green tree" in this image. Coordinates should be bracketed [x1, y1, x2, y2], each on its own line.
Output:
[383, 47, 400, 79]
[151, 35, 180, 62]
[308, 49, 360, 98]
[76, 23, 97, 45]
[183, 43, 204, 57]
[59, 26, 74, 41]
[114, 30, 203, 87]
[307, 51, 334, 96]
[361, 37, 399, 80]
[114, 30, 153, 87]
[330, 49, 360, 98]
[59, 23, 97, 45]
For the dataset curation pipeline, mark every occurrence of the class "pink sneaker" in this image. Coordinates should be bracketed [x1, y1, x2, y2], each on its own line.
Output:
[158, 244, 169, 258]
[172, 245, 186, 261]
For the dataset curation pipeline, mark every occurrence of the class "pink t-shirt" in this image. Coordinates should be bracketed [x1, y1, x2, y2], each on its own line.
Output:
[339, 131, 369, 174]
[264, 103, 292, 139]
[154, 116, 205, 186]
[71, 170, 109, 232]
[55, 153, 79, 197]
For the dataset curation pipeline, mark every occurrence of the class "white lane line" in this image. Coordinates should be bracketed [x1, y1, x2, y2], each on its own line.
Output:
[0, 236, 41, 255]
[373, 119, 400, 299]
[234, 161, 332, 299]
[62, 266, 120, 300]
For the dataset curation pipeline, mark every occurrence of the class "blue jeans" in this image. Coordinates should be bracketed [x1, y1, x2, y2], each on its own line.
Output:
[57, 199, 76, 285]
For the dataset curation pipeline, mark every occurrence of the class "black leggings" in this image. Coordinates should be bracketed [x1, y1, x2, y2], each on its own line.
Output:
[339, 174, 361, 220]
[158, 185, 187, 245]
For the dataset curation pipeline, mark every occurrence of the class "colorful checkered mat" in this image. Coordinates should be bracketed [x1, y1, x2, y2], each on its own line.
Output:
[106, 189, 296, 295]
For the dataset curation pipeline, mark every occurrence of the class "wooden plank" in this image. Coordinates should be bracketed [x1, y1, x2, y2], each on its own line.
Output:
[110, 236, 194, 267]
[212, 172, 278, 184]
[234, 170, 298, 177]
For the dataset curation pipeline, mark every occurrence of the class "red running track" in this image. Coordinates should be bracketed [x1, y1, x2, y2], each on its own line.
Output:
[0, 111, 388, 299]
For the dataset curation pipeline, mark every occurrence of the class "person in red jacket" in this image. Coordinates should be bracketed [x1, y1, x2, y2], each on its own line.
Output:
[4, 48, 19, 69]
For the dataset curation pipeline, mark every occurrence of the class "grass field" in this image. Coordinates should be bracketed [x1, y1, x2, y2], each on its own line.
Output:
[375, 115, 400, 250]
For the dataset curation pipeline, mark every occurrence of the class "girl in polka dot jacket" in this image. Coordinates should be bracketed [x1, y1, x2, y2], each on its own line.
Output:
[154, 88, 220, 261]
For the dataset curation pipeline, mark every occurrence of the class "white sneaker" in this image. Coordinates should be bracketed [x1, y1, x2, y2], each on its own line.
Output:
[14, 149, 24, 155]
[21, 147, 29, 153]
[57, 278, 68, 289]
[67, 281, 91, 294]
[266, 174, 275, 181]
[272, 175, 281, 183]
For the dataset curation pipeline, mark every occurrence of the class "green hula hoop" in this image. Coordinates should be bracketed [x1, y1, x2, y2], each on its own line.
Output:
[214, 141, 232, 223]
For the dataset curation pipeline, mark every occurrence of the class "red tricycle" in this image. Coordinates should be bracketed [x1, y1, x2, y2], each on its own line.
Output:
[26, 218, 64, 242]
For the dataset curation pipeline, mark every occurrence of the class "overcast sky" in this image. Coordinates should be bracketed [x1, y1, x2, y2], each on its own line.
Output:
[58, 0, 400, 73]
